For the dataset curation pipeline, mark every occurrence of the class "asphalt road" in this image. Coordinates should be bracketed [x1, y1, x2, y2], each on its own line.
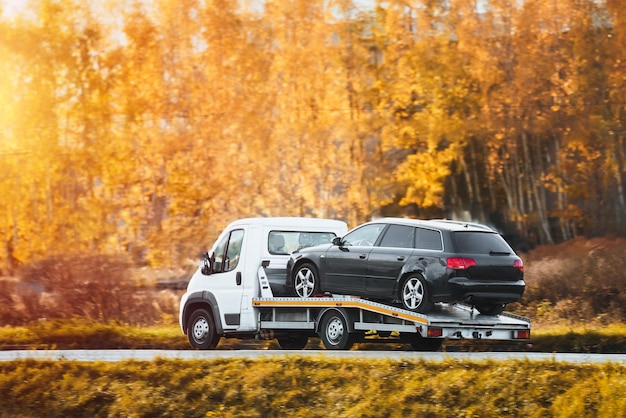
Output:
[1, 350, 625, 363]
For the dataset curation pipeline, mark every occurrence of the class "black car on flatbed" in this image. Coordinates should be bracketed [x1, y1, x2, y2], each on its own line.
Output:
[286, 218, 525, 316]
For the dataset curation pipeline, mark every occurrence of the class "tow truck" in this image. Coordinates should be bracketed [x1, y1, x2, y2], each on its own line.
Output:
[179, 217, 531, 350]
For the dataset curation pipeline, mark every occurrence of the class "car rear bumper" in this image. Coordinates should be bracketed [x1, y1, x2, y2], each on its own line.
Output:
[448, 278, 525, 303]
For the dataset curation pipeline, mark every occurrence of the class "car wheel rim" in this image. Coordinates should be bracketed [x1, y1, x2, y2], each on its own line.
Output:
[295, 267, 315, 297]
[192, 317, 209, 343]
[403, 278, 424, 310]
[326, 317, 344, 345]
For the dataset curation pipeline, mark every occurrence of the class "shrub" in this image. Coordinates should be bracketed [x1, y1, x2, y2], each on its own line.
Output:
[519, 236, 626, 324]
[0, 254, 182, 327]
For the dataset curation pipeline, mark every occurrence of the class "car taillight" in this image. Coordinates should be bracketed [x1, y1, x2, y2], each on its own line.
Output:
[514, 259, 524, 272]
[447, 257, 477, 270]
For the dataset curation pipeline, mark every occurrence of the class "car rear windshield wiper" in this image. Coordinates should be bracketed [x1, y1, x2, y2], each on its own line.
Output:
[489, 250, 511, 256]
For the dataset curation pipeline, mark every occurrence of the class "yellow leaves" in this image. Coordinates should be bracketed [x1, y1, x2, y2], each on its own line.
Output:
[396, 145, 457, 208]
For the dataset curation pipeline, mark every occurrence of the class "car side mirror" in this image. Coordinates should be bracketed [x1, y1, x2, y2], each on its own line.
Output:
[332, 236, 343, 246]
[200, 252, 212, 275]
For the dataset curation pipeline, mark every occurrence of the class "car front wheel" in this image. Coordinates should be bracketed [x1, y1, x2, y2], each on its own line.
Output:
[476, 303, 505, 316]
[293, 262, 320, 298]
[400, 275, 433, 313]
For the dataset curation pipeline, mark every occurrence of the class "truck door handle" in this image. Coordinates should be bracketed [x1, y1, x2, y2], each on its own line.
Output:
[397, 256, 405, 261]
[236, 271, 242, 286]
[359, 253, 367, 259]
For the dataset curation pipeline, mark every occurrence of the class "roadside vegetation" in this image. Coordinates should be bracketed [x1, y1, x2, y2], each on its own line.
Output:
[2, 357, 626, 417]
[0, 236, 625, 353]
[1, 238, 625, 416]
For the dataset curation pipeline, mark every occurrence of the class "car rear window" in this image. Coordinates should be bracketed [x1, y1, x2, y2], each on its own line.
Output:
[452, 231, 513, 254]
[416, 227, 443, 250]
[268, 231, 337, 255]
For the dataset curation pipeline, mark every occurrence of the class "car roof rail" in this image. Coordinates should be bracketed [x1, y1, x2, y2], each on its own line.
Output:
[427, 219, 496, 232]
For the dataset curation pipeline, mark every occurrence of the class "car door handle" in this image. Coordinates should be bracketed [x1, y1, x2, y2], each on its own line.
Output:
[397, 256, 405, 261]
[359, 253, 367, 259]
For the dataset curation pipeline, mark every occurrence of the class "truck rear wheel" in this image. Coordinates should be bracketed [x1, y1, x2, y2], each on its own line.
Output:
[319, 310, 355, 350]
[187, 308, 219, 349]
[277, 335, 309, 350]
[407, 336, 443, 351]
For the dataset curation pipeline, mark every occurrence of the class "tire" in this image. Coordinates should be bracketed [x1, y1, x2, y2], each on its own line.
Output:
[400, 275, 433, 313]
[293, 262, 320, 298]
[477, 303, 505, 316]
[187, 308, 219, 349]
[319, 310, 355, 350]
[277, 335, 309, 350]
[408, 336, 443, 352]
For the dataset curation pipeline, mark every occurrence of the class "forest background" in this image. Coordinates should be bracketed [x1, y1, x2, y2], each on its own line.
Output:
[1, 0, 626, 329]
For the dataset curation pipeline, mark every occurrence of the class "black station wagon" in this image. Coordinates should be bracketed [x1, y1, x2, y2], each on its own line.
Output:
[286, 218, 525, 315]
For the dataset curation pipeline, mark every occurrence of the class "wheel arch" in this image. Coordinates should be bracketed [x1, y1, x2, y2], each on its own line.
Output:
[396, 264, 426, 295]
[181, 291, 224, 335]
[292, 257, 321, 277]
[314, 307, 356, 334]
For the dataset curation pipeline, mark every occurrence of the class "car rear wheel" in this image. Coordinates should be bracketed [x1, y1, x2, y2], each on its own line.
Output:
[476, 303, 505, 316]
[400, 275, 433, 313]
[293, 262, 320, 298]
[187, 308, 219, 349]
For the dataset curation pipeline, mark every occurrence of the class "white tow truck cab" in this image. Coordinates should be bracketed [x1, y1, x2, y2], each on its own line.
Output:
[179, 217, 531, 350]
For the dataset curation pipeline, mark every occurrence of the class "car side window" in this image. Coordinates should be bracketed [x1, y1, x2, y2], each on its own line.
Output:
[416, 228, 443, 251]
[379, 224, 415, 248]
[341, 224, 385, 246]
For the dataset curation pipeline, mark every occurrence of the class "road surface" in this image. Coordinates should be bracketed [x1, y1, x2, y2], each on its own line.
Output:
[1, 350, 625, 363]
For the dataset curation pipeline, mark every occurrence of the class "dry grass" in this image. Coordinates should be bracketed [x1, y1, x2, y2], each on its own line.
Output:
[513, 236, 626, 326]
[1, 358, 626, 417]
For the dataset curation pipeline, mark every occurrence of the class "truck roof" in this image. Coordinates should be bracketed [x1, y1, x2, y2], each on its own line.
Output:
[226, 217, 348, 230]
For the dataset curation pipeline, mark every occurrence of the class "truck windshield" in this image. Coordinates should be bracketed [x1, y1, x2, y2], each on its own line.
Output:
[268, 231, 337, 255]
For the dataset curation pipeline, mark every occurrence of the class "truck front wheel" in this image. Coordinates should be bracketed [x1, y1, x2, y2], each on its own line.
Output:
[277, 335, 309, 350]
[319, 310, 355, 350]
[187, 308, 219, 349]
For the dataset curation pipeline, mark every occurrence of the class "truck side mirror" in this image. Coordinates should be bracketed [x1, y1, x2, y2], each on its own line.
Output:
[200, 252, 212, 275]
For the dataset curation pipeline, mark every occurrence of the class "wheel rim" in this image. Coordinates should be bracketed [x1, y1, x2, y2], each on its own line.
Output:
[294, 266, 315, 297]
[402, 277, 424, 310]
[192, 317, 209, 344]
[325, 316, 344, 346]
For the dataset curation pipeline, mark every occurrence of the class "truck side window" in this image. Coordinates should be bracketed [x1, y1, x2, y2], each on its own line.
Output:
[224, 229, 244, 271]
[213, 229, 244, 273]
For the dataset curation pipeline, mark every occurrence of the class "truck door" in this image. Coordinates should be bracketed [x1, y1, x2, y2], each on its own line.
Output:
[209, 228, 246, 329]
